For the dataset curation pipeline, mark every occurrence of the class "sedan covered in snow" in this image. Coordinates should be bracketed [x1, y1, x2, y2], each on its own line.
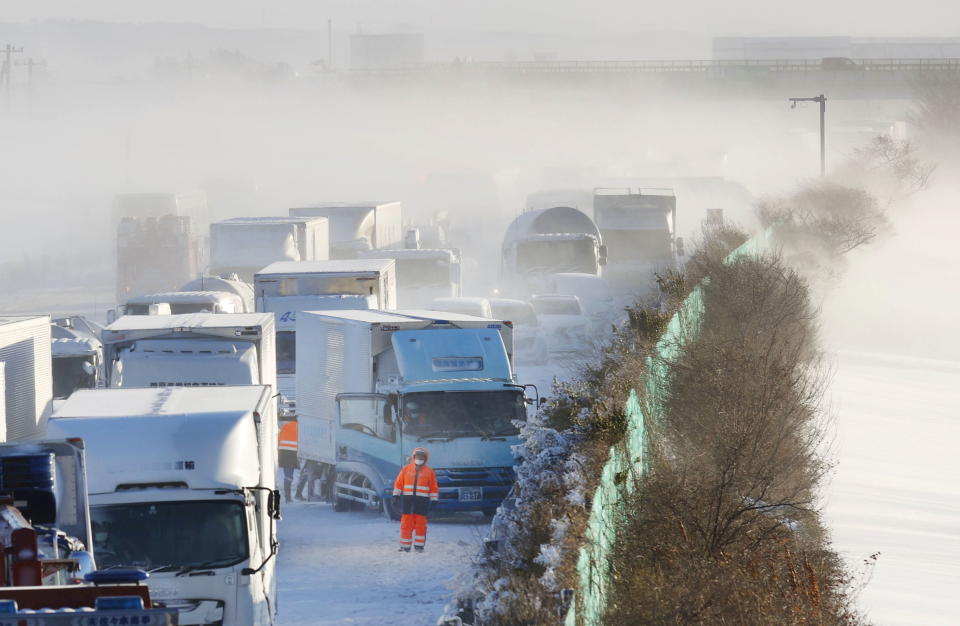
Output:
[530, 294, 591, 357]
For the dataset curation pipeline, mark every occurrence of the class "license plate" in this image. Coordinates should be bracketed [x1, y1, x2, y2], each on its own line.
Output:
[459, 487, 482, 501]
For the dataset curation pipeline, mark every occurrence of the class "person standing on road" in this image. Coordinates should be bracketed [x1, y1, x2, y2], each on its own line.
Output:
[278, 417, 299, 502]
[392, 447, 439, 552]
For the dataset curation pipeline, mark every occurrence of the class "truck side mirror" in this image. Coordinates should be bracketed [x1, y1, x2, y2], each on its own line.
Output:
[598, 244, 608, 266]
[268, 489, 281, 520]
[106, 309, 117, 325]
[676, 237, 685, 258]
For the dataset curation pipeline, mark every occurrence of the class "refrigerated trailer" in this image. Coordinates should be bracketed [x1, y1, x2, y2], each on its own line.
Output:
[209, 216, 329, 282]
[255, 259, 395, 407]
[0, 316, 52, 441]
[289, 202, 402, 259]
[100, 313, 276, 396]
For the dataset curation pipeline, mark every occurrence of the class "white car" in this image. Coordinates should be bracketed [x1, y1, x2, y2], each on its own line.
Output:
[429, 296, 493, 318]
[489, 298, 549, 366]
[548, 272, 618, 338]
[530, 295, 591, 357]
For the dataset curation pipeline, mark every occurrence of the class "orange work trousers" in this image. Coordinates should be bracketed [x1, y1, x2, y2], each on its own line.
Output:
[399, 513, 428, 548]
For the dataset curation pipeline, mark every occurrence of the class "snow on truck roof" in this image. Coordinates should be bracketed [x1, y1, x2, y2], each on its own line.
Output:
[256, 259, 394, 276]
[125, 291, 240, 304]
[294, 201, 398, 208]
[358, 248, 457, 261]
[106, 312, 273, 332]
[49, 386, 269, 493]
[300, 309, 419, 324]
[1, 315, 49, 328]
[214, 216, 326, 225]
[53, 385, 268, 419]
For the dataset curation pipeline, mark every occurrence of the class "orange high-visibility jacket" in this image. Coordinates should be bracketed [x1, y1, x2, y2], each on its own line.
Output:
[393, 448, 439, 515]
[278, 421, 298, 452]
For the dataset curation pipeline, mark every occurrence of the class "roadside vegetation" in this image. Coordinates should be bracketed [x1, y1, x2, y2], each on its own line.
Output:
[453, 139, 919, 624]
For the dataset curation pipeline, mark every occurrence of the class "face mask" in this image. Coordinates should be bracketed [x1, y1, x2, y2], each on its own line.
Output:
[415, 458, 425, 466]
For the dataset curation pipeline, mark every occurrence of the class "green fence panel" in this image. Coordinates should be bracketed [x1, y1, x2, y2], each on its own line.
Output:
[566, 232, 768, 625]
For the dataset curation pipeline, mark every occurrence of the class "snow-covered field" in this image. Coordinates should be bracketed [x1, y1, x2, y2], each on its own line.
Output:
[822, 192, 960, 625]
[824, 351, 960, 625]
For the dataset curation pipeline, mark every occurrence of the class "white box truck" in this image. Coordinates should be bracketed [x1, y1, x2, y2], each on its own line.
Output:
[209, 216, 330, 282]
[254, 259, 396, 407]
[296, 309, 530, 519]
[100, 313, 276, 397]
[289, 202, 402, 259]
[0, 316, 53, 441]
[357, 248, 461, 308]
[45, 385, 279, 626]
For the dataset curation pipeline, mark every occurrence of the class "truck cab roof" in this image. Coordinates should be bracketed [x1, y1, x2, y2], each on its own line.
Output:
[105, 312, 273, 334]
[47, 386, 270, 493]
[256, 259, 394, 276]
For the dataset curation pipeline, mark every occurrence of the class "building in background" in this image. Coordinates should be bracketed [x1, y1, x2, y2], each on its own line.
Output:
[350, 33, 424, 69]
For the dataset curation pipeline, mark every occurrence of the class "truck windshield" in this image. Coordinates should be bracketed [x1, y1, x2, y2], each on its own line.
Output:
[516, 239, 596, 274]
[401, 390, 525, 438]
[602, 230, 673, 264]
[397, 258, 451, 289]
[276, 331, 296, 374]
[52, 356, 96, 399]
[91, 500, 248, 570]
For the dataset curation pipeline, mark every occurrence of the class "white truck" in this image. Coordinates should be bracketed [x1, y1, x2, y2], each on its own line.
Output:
[51, 317, 103, 400]
[209, 216, 330, 282]
[120, 291, 247, 316]
[289, 202, 402, 259]
[500, 206, 607, 298]
[593, 188, 683, 300]
[44, 385, 280, 626]
[358, 248, 462, 308]
[254, 260, 396, 407]
[100, 313, 276, 396]
[297, 309, 531, 518]
[1, 316, 53, 441]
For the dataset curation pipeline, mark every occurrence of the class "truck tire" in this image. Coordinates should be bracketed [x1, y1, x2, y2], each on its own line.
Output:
[482, 507, 498, 520]
[333, 496, 350, 512]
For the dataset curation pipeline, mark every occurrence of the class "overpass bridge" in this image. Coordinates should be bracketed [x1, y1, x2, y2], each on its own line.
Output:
[348, 57, 960, 99]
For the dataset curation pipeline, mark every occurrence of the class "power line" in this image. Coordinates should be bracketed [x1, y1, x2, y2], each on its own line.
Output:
[1, 44, 25, 92]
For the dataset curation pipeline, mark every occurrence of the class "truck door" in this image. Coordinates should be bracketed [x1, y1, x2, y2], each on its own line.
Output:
[335, 393, 402, 486]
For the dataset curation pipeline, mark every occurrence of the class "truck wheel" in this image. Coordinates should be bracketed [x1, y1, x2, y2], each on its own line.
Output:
[333, 496, 350, 512]
[482, 508, 498, 520]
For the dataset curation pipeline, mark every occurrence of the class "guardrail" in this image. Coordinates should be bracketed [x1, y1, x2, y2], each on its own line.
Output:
[350, 57, 960, 76]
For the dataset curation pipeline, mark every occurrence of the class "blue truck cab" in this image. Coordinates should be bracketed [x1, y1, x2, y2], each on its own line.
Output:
[295, 310, 530, 518]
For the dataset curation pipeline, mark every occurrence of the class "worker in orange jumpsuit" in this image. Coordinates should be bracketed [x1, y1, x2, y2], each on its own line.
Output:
[392, 447, 439, 552]
[278, 418, 299, 502]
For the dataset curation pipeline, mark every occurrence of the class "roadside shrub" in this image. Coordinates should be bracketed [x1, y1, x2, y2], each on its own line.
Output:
[603, 252, 862, 625]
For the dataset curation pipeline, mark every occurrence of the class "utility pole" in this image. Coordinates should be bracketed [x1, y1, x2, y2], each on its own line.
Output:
[1, 44, 25, 92]
[327, 19, 333, 71]
[15, 58, 46, 89]
[789, 94, 827, 176]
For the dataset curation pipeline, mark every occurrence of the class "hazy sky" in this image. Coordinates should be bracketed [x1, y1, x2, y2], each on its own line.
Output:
[5, 0, 960, 37]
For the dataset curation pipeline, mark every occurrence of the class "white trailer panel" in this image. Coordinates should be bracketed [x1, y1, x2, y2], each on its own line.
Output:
[48, 385, 275, 493]
[101, 313, 276, 395]
[0, 316, 52, 441]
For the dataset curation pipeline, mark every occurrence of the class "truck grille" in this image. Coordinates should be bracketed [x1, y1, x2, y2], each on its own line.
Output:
[434, 466, 515, 488]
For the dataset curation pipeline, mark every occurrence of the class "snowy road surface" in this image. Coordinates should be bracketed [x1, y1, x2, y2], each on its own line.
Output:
[276, 502, 486, 625]
[273, 358, 588, 624]
[823, 351, 960, 625]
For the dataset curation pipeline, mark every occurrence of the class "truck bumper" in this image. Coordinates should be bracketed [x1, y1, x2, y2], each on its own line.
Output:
[432, 466, 515, 513]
